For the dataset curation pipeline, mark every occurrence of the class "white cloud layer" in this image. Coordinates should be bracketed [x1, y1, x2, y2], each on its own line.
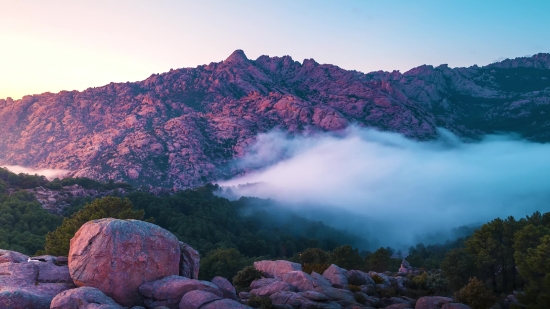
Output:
[219, 127, 550, 248]
[1, 165, 69, 180]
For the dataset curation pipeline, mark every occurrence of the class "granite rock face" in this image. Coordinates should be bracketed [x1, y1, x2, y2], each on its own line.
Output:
[2, 51, 550, 188]
[254, 260, 302, 279]
[50, 287, 123, 309]
[68, 219, 181, 307]
[139, 276, 222, 309]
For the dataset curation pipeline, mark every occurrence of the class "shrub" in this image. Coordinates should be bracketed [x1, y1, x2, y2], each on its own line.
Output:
[348, 284, 361, 292]
[247, 294, 274, 309]
[299, 248, 331, 265]
[199, 247, 248, 280]
[371, 273, 385, 284]
[401, 289, 430, 299]
[233, 266, 264, 292]
[353, 292, 367, 305]
[425, 273, 449, 295]
[302, 263, 331, 275]
[412, 272, 429, 290]
[455, 277, 495, 309]
[379, 288, 397, 298]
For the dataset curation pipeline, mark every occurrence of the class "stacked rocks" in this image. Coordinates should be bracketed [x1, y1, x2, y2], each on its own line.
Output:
[0, 218, 475, 309]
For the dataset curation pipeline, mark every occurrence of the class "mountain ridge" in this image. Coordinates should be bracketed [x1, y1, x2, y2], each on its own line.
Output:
[1, 51, 550, 188]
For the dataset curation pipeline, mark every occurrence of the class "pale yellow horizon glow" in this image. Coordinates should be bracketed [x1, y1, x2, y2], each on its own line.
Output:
[1, 0, 548, 100]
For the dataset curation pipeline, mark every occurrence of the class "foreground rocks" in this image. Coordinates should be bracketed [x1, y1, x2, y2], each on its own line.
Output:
[50, 287, 123, 309]
[0, 250, 75, 309]
[242, 260, 473, 309]
[1, 219, 476, 309]
[69, 218, 181, 307]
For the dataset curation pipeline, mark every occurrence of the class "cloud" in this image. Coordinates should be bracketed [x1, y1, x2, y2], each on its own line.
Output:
[1, 165, 70, 180]
[219, 127, 550, 249]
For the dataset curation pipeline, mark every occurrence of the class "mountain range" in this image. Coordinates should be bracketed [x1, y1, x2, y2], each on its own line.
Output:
[1, 50, 550, 188]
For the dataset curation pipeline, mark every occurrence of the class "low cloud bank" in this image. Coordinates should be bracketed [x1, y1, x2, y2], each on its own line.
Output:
[1, 165, 69, 180]
[219, 127, 550, 249]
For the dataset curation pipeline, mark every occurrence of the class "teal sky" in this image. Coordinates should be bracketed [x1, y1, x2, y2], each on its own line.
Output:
[1, 0, 549, 99]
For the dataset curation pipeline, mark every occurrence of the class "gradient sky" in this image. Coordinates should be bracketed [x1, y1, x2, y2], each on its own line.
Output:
[1, 0, 549, 100]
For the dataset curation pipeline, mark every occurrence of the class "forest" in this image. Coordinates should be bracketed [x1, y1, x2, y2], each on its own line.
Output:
[1, 167, 550, 308]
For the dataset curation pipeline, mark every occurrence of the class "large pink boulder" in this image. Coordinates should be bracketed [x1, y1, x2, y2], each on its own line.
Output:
[50, 287, 123, 309]
[68, 218, 181, 307]
[254, 260, 301, 279]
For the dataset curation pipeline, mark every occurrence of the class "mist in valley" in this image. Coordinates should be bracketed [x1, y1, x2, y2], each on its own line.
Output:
[218, 126, 550, 250]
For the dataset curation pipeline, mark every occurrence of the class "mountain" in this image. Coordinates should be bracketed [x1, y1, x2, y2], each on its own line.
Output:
[1, 51, 550, 188]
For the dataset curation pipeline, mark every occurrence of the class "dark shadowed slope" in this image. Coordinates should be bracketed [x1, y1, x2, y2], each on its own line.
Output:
[1, 51, 550, 187]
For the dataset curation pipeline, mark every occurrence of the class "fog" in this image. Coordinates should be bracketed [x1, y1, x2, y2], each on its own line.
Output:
[1, 165, 69, 180]
[218, 127, 550, 250]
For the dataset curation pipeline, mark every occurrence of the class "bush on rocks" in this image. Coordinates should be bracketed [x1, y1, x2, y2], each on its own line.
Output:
[247, 294, 274, 309]
[233, 266, 264, 292]
[302, 263, 331, 275]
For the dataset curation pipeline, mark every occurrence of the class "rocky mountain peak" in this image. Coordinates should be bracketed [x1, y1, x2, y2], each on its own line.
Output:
[224, 49, 250, 65]
[2, 51, 550, 188]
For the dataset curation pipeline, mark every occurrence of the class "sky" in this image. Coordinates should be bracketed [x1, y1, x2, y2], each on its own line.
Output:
[1, 0, 549, 100]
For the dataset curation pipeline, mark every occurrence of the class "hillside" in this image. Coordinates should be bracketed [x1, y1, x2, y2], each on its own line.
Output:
[1, 51, 550, 187]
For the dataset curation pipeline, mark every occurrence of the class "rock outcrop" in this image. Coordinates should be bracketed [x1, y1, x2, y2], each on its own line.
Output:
[68, 218, 181, 307]
[0, 250, 75, 309]
[0, 244, 477, 309]
[139, 276, 222, 309]
[253, 260, 302, 279]
[179, 241, 200, 279]
[2, 52, 550, 189]
[50, 287, 123, 309]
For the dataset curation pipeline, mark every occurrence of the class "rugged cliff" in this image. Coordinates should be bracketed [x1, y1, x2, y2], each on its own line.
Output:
[1, 51, 550, 188]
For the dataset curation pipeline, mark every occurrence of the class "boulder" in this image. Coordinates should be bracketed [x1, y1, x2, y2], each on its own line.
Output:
[250, 281, 295, 297]
[283, 271, 314, 292]
[250, 278, 279, 289]
[50, 287, 123, 309]
[68, 218, 181, 307]
[201, 298, 252, 309]
[441, 304, 471, 309]
[347, 270, 375, 286]
[254, 260, 301, 279]
[415, 296, 453, 309]
[270, 291, 340, 309]
[179, 241, 200, 279]
[0, 250, 75, 309]
[212, 276, 238, 300]
[386, 304, 413, 309]
[322, 264, 349, 288]
[311, 271, 332, 287]
[299, 290, 329, 302]
[139, 275, 222, 309]
[0, 249, 28, 263]
[398, 260, 411, 274]
[360, 284, 377, 296]
[315, 286, 355, 302]
[178, 290, 221, 309]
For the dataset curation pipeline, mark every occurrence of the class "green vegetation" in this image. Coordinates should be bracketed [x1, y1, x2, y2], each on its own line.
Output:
[454, 277, 495, 309]
[5, 167, 550, 307]
[233, 265, 264, 292]
[0, 189, 62, 254]
[41, 197, 145, 256]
